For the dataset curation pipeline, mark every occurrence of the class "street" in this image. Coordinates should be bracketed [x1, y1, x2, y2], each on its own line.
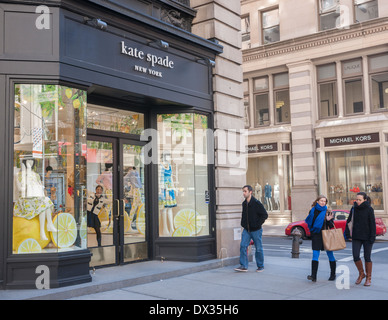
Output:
[69, 236, 388, 301]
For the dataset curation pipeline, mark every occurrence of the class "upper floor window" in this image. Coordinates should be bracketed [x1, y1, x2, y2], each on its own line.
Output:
[369, 53, 388, 112]
[243, 80, 250, 128]
[317, 63, 338, 118]
[254, 77, 269, 126]
[262, 8, 279, 44]
[319, 0, 339, 31]
[355, 0, 378, 23]
[241, 15, 251, 49]
[343, 59, 364, 115]
[274, 73, 290, 124]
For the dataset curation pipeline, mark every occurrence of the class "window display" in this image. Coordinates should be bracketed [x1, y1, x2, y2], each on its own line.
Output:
[13, 84, 87, 254]
[157, 113, 210, 237]
[326, 148, 383, 210]
[247, 156, 278, 211]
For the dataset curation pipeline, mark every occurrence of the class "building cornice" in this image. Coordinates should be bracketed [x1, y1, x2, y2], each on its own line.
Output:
[243, 18, 388, 63]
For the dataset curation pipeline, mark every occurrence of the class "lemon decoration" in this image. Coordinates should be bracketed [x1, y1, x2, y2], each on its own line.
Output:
[172, 226, 192, 237]
[13, 216, 50, 252]
[65, 88, 73, 99]
[136, 204, 146, 235]
[17, 238, 42, 254]
[79, 217, 87, 241]
[73, 99, 80, 109]
[173, 209, 201, 236]
[50, 213, 77, 248]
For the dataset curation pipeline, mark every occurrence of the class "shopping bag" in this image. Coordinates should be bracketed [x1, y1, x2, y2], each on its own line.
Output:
[322, 227, 346, 251]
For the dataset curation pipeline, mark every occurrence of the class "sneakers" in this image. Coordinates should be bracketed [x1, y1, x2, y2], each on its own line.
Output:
[234, 266, 264, 272]
[234, 266, 248, 272]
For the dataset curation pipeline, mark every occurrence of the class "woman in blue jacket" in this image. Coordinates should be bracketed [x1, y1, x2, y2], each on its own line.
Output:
[305, 195, 335, 282]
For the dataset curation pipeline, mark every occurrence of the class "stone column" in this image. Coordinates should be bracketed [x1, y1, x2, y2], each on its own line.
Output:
[191, 0, 245, 258]
[287, 61, 318, 221]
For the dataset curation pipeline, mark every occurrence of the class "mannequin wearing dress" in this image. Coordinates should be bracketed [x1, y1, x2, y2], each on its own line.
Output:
[264, 182, 273, 211]
[14, 160, 57, 240]
[255, 182, 262, 202]
[159, 160, 177, 236]
[273, 183, 280, 210]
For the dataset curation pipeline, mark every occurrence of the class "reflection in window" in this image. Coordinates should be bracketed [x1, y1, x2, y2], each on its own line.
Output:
[319, 0, 339, 30]
[343, 59, 364, 115]
[262, 8, 280, 44]
[369, 54, 388, 112]
[355, 0, 378, 23]
[87, 104, 144, 135]
[317, 64, 338, 118]
[274, 73, 290, 124]
[13, 84, 87, 254]
[157, 114, 210, 237]
[326, 148, 383, 210]
[255, 94, 269, 126]
[241, 15, 251, 49]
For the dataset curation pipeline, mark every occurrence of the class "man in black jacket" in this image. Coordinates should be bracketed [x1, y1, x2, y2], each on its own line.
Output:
[235, 185, 268, 272]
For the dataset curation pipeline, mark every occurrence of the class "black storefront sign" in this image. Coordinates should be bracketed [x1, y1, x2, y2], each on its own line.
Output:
[324, 133, 379, 147]
[247, 143, 278, 154]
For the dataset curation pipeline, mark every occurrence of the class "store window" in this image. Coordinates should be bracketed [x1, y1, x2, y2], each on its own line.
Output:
[13, 84, 87, 254]
[369, 53, 388, 112]
[254, 77, 269, 127]
[87, 104, 144, 134]
[274, 73, 290, 124]
[317, 63, 338, 118]
[157, 113, 210, 237]
[283, 154, 292, 211]
[319, 0, 339, 31]
[247, 156, 279, 211]
[343, 59, 364, 115]
[355, 0, 378, 23]
[262, 8, 280, 44]
[326, 148, 383, 210]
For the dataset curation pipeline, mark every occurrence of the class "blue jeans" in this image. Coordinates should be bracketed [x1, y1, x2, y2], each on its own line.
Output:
[239, 228, 264, 269]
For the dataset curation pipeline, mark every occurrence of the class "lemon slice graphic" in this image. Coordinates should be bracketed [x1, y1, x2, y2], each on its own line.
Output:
[50, 213, 77, 248]
[173, 209, 201, 236]
[17, 238, 42, 254]
[172, 226, 192, 237]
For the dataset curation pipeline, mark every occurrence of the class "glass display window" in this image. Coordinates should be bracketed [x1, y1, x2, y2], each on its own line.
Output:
[247, 156, 279, 211]
[326, 148, 383, 210]
[157, 113, 210, 237]
[369, 53, 388, 113]
[13, 84, 87, 254]
[87, 104, 144, 135]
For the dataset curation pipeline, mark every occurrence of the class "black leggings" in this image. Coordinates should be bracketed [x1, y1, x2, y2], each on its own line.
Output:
[352, 239, 373, 262]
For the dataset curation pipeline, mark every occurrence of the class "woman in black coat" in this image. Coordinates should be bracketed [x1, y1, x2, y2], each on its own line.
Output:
[345, 192, 376, 286]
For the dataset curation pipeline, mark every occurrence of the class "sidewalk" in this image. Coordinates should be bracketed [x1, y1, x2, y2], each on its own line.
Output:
[0, 224, 386, 300]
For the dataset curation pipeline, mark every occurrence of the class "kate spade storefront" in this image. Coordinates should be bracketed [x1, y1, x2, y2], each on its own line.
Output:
[0, 0, 222, 289]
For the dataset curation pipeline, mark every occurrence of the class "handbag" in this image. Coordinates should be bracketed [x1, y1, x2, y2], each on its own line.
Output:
[322, 218, 346, 251]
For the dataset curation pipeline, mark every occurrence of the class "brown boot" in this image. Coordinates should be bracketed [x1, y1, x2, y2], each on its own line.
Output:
[354, 260, 365, 285]
[364, 262, 372, 286]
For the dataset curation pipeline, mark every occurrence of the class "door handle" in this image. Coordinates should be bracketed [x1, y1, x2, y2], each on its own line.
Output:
[115, 199, 120, 221]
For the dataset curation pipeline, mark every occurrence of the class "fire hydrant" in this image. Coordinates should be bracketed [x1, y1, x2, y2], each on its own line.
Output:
[291, 228, 303, 258]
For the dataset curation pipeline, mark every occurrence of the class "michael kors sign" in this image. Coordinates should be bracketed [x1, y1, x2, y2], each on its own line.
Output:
[324, 133, 379, 147]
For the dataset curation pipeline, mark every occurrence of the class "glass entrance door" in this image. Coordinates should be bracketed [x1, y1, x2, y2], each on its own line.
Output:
[86, 136, 147, 267]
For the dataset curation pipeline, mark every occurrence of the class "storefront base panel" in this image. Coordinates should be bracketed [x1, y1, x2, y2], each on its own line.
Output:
[266, 212, 292, 225]
[155, 238, 216, 262]
[4, 250, 92, 289]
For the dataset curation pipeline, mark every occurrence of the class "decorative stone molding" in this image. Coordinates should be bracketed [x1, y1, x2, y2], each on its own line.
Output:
[243, 18, 388, 62]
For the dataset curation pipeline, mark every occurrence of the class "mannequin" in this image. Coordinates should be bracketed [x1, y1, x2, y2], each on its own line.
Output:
[14, 159, 57, 241]
[159, 154, 177, 236]
[273, 183, 280, 210]
[264, 182, 273, 211]
[255, 182, 262, 202]
[124, 167, 143, 232]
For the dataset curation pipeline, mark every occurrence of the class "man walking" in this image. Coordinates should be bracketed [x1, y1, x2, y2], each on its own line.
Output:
[235, 185, 268, 272]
